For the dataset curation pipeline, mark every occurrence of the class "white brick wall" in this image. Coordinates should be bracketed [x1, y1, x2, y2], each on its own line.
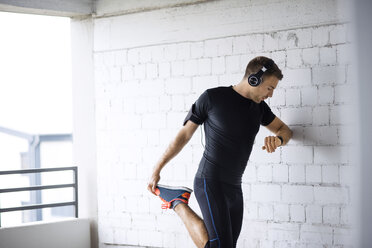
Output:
[92, 0, 354, 247]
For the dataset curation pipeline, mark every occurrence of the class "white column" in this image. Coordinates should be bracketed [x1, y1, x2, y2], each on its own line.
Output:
[70, 17, 98, 248]
[353, 0, 372, 247]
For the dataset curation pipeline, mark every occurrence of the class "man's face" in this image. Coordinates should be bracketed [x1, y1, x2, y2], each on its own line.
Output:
[251, 75, 279, 103]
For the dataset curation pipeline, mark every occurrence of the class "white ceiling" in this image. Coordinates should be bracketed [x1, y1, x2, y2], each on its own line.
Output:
[0, 0, 211, 18]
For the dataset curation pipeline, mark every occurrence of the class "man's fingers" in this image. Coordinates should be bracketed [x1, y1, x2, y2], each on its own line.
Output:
[264, 137, 270, 152]
[269, 138, 275, 152]
[263, 136, 281, 153]
[269, 143, 275, 153]
[147, 183, 156, 195]
[269, 136, 278, 153]
[147, 184, 152, 193]
[262, 145, 270, 152]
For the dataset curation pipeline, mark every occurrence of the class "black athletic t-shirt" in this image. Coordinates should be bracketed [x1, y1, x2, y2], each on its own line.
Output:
[183, 85, 276, 185]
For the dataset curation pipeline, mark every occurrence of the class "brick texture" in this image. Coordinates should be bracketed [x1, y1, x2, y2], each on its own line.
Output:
[93, 1, 353, 247]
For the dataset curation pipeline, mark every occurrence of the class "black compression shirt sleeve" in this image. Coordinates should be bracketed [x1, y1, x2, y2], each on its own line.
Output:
[183, 90, 210, 126]
[260, 100, 276, 126]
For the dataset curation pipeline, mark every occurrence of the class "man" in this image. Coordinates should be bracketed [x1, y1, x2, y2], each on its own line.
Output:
[147, 56, 293, 247]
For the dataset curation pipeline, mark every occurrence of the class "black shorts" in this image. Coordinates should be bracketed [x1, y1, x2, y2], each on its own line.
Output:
[193, 176, 244, 248]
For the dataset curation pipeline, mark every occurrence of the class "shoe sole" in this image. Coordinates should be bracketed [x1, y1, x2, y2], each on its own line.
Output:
[157, 184, 193, 193]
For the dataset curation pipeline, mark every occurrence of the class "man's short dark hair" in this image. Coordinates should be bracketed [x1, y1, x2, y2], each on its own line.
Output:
[244, 56, 283, 81]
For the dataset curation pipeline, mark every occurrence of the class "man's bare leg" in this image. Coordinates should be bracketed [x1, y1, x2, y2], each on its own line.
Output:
[173, 203, 209, 248]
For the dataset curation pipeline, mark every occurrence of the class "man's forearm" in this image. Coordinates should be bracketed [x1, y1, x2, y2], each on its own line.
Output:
[276, 126, 293, 146]
[152, 132, 189, 175]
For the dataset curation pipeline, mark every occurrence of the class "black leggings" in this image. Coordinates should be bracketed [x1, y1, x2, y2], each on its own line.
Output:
[193, 176, 243, 248]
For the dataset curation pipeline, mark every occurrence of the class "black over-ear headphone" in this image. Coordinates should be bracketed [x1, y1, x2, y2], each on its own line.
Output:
[248, 59, 274, 87]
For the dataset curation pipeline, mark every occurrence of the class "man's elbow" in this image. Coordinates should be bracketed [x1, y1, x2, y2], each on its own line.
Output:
[285, 125, 293, 136]
[289, 128, 293, 139]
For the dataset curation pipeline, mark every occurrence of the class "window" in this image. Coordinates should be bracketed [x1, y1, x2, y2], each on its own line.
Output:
[0, 12, 72, 227]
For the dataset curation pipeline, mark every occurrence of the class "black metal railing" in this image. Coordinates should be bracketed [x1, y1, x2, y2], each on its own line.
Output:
[0, 166, 78, 227]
